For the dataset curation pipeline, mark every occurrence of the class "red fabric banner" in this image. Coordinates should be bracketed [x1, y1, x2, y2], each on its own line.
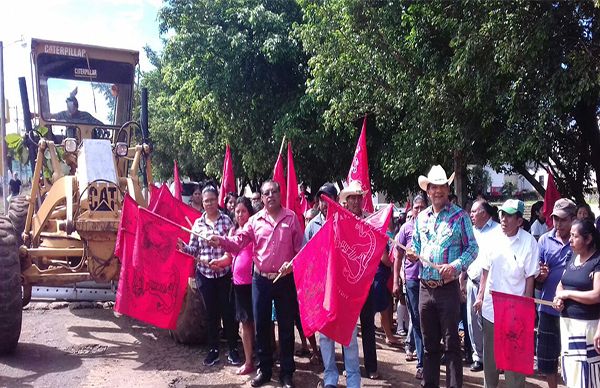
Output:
[148, 184, 164, 211]
[299, 191, 310, 215]
[293, 196, 388, 346]
[150, 183, 202, 229]
[115, 207, 195, 330]
[115, 194, 139, 263]
[218, 144, 236, 208]
[542, 169, 561, 229]
[365, 204, 393, 233]
[273, 151, 287, 207]
[173, 160, 182, 200]
[347, 116, 374, 213]
[491, 291, 535, 375]
[286, 142, 304, 226]
[292, 221, 333, 337]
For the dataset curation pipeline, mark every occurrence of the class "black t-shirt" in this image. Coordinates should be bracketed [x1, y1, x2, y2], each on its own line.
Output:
[9, 178, 21, 196]
[561, 251, 600, 320]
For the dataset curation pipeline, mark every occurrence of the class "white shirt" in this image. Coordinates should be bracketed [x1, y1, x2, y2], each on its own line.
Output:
[530, 219, 549, 239]
[467, 218, 501, 282]
[481, 227, 540, 323]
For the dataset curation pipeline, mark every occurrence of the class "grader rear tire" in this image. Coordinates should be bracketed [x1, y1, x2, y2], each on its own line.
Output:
[169, 279, 208, 345]
[0, 216, 22, 354]
[8, 195, 28, 240]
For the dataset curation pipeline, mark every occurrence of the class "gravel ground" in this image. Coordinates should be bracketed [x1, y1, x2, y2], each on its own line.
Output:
[0, 302, 563, 388]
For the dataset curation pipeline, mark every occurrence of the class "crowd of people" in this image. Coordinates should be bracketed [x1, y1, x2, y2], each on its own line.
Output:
[175, 164, 600, 388]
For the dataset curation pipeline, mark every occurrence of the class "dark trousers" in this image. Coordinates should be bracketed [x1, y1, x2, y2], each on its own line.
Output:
[253, 273, 297, 378]
[419, 280, 462, 388]
[197, 272, 238, 351]
[360, 286, 378, 374]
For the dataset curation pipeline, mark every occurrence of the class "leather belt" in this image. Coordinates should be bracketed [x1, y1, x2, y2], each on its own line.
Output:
[420, 278, 457, 289]
[253, 267, 288, 280]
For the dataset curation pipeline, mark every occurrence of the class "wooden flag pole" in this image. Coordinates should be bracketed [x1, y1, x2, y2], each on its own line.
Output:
[273, 259, 294, 284]
[278, 135, 286, 156]
[534, 298, 554, 307]
[390, 239, 442, 270]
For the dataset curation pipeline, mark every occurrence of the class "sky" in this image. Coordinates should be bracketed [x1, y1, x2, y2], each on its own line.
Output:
[0, 0, 164, 132]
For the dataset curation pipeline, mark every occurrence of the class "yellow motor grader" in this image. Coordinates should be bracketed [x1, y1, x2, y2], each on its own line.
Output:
[0, 39, 204, 354]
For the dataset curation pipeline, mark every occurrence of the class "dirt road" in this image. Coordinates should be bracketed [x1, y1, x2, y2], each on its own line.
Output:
[0, 302, 560, 388]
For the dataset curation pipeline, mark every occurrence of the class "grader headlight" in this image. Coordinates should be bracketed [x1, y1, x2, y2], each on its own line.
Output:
[115, 142, 128, 157]
[64, 138, 78, 153]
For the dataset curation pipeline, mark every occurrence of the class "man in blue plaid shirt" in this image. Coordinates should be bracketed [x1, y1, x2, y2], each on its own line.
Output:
[407, 165, 478, 388]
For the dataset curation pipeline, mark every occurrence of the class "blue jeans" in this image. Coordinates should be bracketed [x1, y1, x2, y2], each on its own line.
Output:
[319, 327, 361, 388]
[253, 273, 296, 378]
[406, 279, 424, 368]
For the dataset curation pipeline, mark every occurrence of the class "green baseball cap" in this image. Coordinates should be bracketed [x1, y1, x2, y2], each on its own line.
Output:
[499, 199, 525, 215]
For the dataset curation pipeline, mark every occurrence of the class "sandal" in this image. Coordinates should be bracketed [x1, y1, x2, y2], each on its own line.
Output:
[385, 338, 403, 347]
[236, 364, 255, 375]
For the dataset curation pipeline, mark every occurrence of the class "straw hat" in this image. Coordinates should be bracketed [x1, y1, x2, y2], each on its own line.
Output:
[339, 181, 366, 202]
[418, 165, 455, 191]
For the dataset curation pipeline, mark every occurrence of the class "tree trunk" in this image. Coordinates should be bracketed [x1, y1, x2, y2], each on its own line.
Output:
[453, 149, 467, 207]
[514, 164, 545, 197]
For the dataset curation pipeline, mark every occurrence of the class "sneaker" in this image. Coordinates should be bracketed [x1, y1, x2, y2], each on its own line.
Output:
[203, 349, 220, 366]
[228, 349, 242, 365]
[415, 367, 423, 380]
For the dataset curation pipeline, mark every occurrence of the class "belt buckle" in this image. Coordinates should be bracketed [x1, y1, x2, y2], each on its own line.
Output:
[426, 280, 439, 289]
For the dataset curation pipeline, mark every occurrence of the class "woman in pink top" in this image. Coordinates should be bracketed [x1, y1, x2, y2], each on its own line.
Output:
[220, 196, 255, 374]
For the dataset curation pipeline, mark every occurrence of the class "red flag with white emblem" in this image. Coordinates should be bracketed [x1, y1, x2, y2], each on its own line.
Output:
[347, 116, 374, 213]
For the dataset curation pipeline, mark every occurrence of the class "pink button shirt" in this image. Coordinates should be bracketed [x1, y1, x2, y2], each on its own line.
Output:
[219, 207, 303, 273]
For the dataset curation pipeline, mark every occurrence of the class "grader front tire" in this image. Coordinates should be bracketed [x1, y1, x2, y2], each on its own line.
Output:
[0, 217, 22, 354]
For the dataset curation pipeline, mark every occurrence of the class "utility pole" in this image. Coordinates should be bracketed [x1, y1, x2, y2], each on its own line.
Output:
[0, 41, 9, 214]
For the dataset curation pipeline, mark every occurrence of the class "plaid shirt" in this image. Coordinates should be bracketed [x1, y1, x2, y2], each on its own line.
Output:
[183, 210, 233, 278]
[412, 202, 478, 281]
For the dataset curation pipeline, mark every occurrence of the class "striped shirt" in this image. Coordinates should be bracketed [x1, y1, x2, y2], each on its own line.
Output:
[412, 202, 478, 281]
[183, 210, 233, 278]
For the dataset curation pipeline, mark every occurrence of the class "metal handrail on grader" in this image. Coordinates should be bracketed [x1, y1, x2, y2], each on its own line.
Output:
[0, 39, 154, 354]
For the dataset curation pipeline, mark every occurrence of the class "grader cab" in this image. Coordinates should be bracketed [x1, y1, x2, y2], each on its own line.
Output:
[0, 39, 154, 354]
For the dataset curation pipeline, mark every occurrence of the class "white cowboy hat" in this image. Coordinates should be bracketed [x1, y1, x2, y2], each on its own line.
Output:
[339, 180, 366, 202]
[418, 165, 455, 191]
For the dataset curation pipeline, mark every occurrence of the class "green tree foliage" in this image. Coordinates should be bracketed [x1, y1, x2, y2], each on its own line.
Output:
[144, 0, 345, 190]
[297, 0, 600, 201]
[144, 0, 600, 202]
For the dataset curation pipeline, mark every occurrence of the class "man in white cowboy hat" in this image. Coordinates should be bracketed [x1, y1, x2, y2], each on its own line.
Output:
[338, 180, 380, 380]
[407, 165, 479, 388]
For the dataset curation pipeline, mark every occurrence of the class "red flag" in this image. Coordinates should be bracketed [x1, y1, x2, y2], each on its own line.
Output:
[542, 169, 561, 229]
[292, 221, 333, 336]
[218, 144, 236, 208]
[293, 196, 388, 346]
[173, 160, 182, 200]
[148, 183, 162, 210]
[286, 142, 304, 225]
[115, 207, 195, 330]
[273, 151, 287, 207]
[491, 291, 535, 375]
[150, 184, 202, 229]
[299, 191, 310, 215]
[365, 203, 393, 233]
[115, 194, 139, 262]
[347, 116, 374, 213]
